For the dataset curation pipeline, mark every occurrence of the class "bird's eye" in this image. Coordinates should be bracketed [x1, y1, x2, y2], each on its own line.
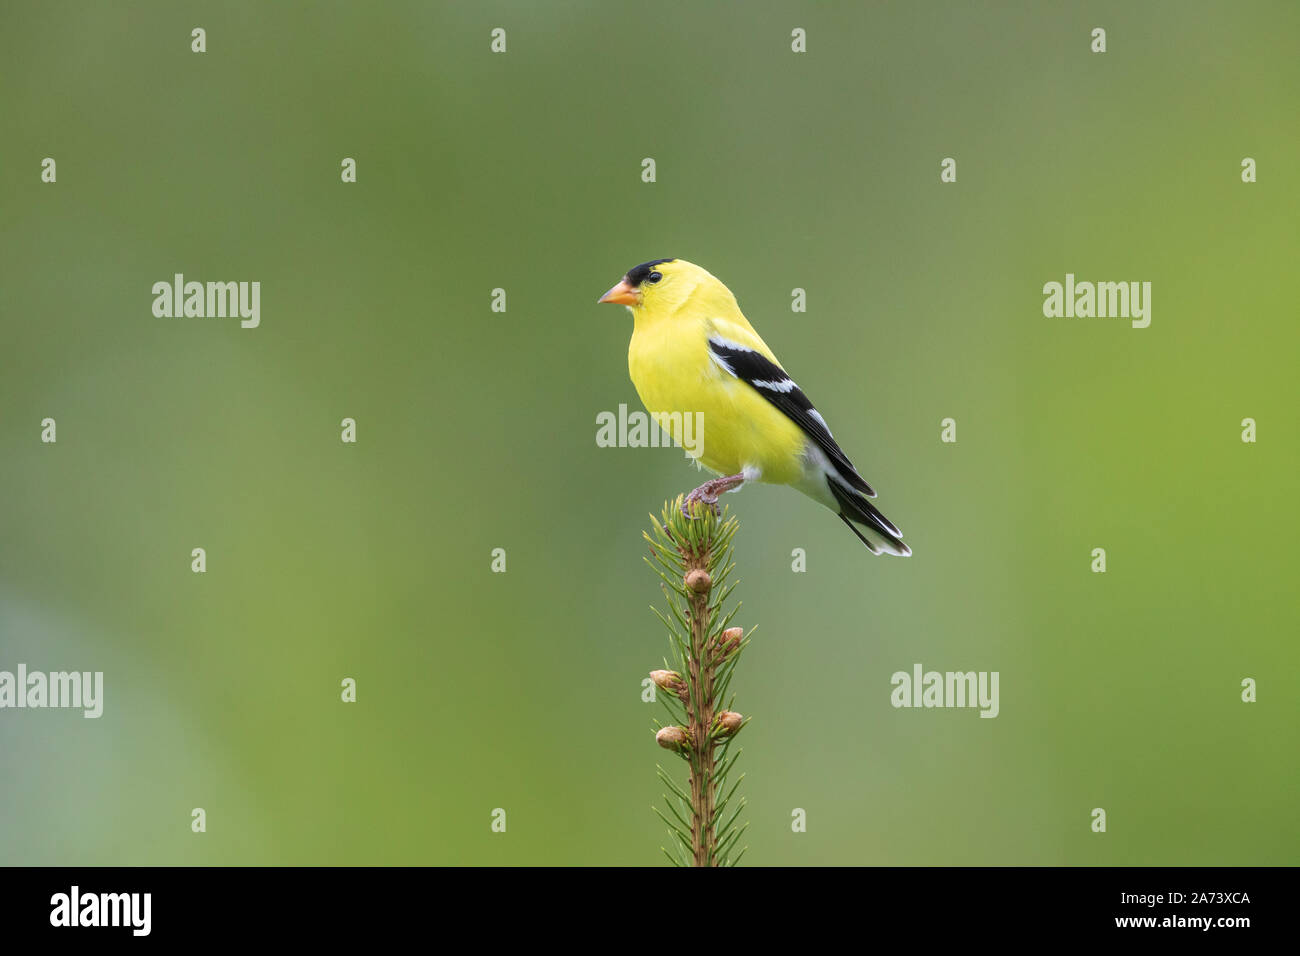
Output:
[647, 271, 663, 284]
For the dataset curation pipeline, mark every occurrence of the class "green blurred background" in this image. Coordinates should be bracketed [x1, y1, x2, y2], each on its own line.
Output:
[2, 1, 1296, 865]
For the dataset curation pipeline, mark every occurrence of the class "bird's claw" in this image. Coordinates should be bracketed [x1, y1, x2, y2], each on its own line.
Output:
[681, 474, 745, 519]
[681, 490, 721, 519]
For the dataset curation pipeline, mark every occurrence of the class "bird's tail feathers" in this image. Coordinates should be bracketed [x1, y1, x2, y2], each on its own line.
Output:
[827, 477, 911, 557]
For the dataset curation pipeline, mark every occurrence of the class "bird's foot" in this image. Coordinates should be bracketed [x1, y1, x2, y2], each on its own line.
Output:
[682, 488, 720, 518]
[681, 474, 745, 519]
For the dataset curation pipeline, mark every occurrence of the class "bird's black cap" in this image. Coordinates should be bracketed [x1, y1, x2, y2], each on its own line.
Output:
[625, 258, 676, 286]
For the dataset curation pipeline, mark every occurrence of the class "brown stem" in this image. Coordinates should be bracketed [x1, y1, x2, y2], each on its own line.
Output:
[684, 544, 717, 866]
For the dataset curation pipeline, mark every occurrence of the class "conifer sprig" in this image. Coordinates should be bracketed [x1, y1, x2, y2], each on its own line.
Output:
[645, 496, 751, 866]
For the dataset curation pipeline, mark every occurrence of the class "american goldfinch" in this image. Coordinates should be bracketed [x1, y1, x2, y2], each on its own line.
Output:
[599, 258, 910, 556]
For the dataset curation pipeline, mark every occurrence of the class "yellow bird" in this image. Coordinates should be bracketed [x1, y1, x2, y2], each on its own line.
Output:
[599, 257, 910, 556]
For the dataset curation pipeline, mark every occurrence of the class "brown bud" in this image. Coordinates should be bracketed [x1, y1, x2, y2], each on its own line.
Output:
[656, 726, 691, 753]
[684, 569, 712, 594]
[713, 711, 744, 737]
[717, 626, 744, 656]
[650, 669, 688, 699]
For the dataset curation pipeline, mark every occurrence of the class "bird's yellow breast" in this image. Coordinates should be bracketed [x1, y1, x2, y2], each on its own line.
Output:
[627, 314, 806, 485]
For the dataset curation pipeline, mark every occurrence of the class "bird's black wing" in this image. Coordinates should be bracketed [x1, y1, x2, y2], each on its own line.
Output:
[706, 335, 875, 497]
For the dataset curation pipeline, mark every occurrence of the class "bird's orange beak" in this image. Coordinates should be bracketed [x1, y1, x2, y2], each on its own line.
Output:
[598, 278, 640, 306]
